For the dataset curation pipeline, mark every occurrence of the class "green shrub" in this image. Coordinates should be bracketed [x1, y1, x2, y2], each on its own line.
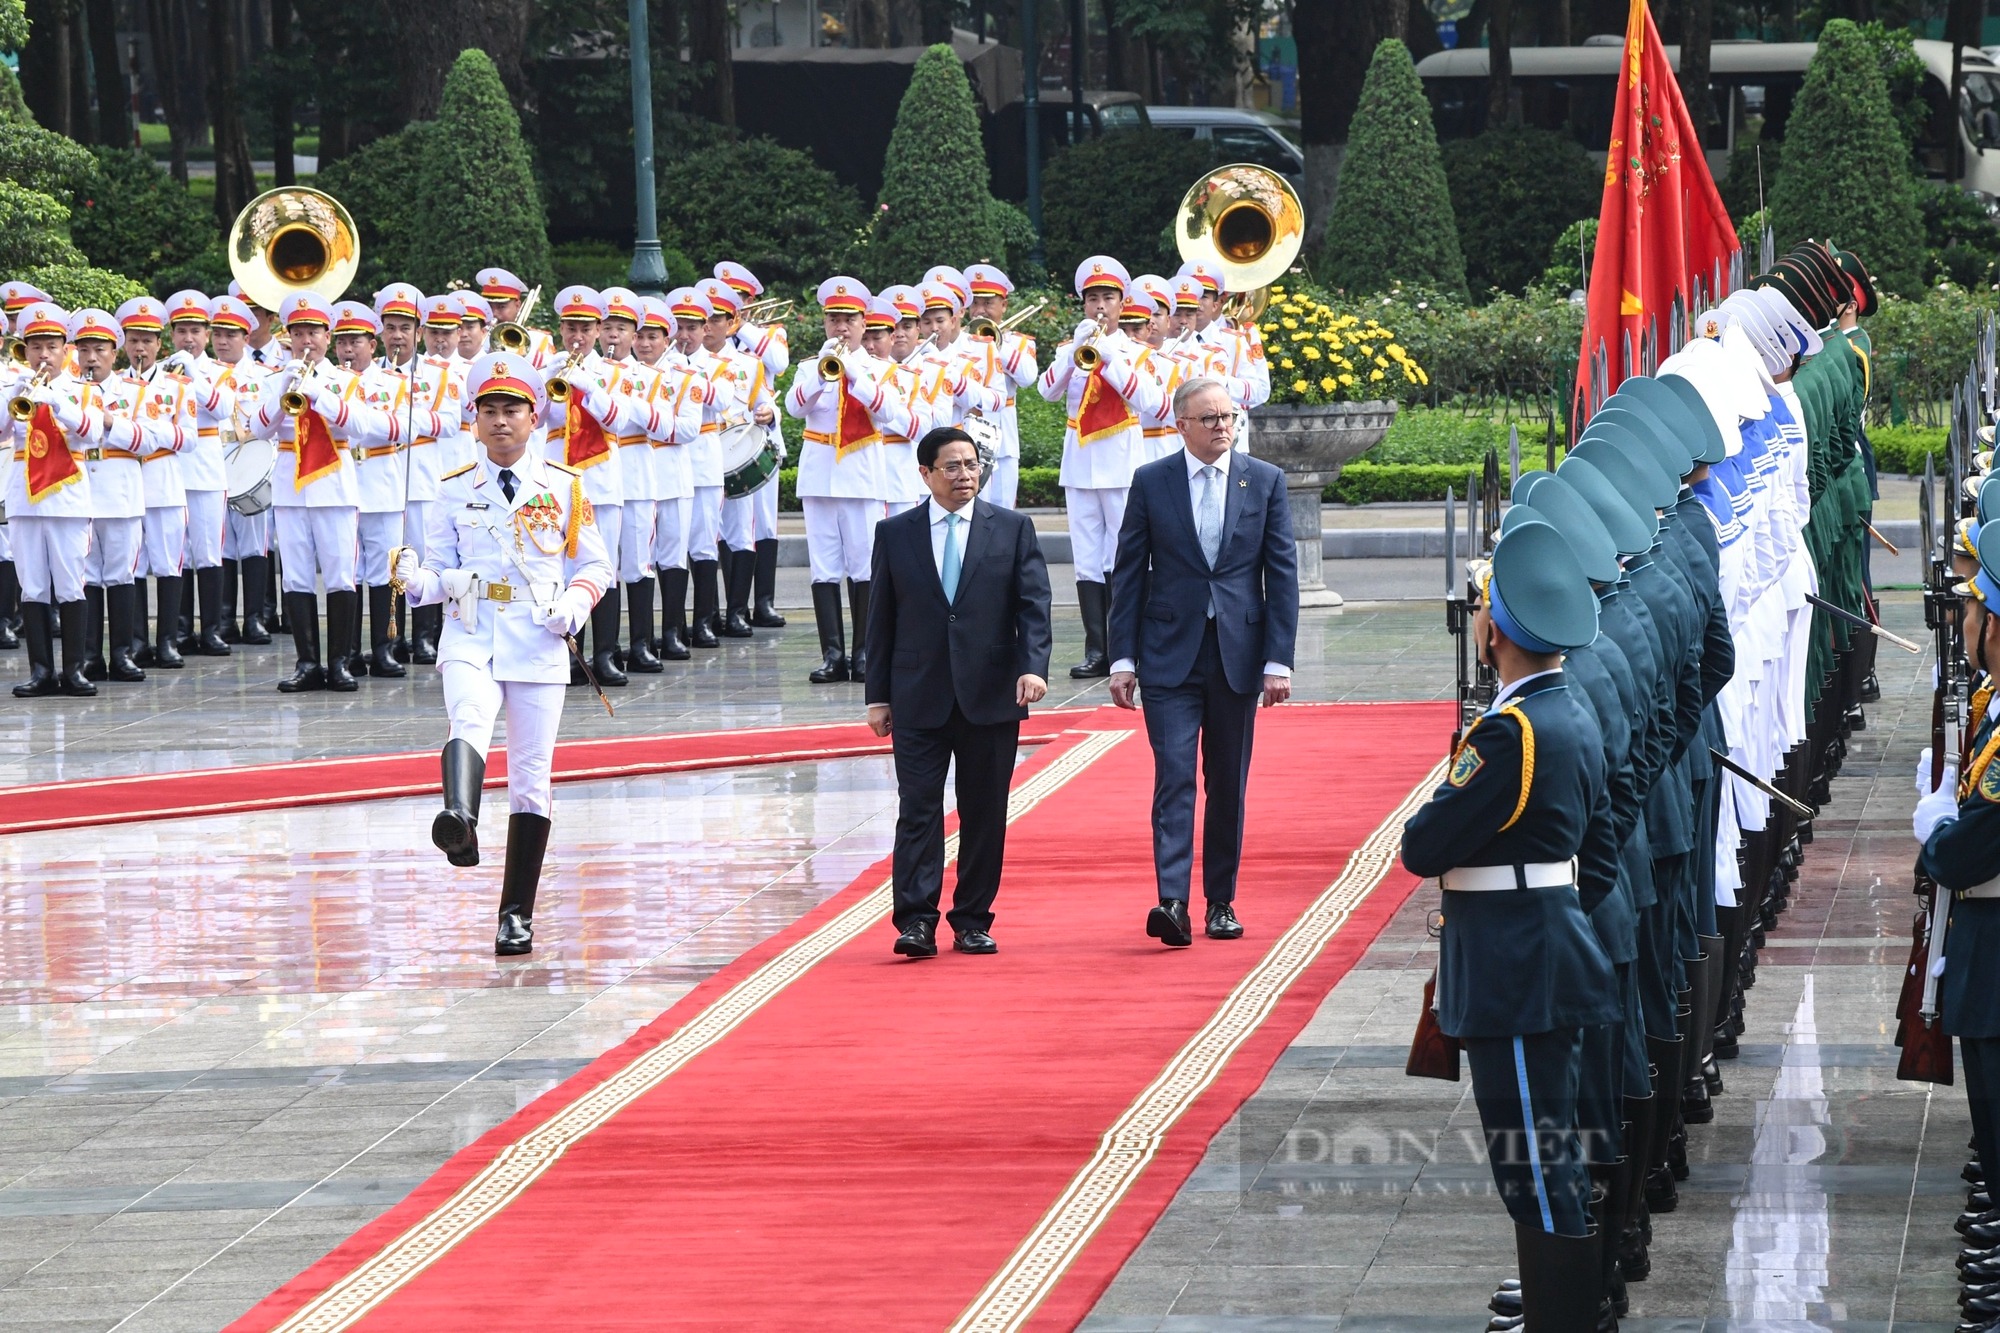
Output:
[1326, 460, 1555, 505]
[1719, 136, 1781, 223]
[24, 263, 146, 311]
[1442, 127, 1598, 297]
[147, 247, 235, 301]
[1769, 18, 1924, 295]
[1016, 391, 1065, 469]
[987, 199, 1043, 288]
[1040, 131, 1213, 282]
[405, 50, 551, 293]
[0, 181, 84, 272]
[1319, 39, 1465, 298]
[1915, 181, 2000, 289]
[0, 65, 29, 127]
[68, 148, 214, 283]
[1017, 466, 1063, 507]
[1367, 286, 1585, 407]
[0, 124, 94, 203]
[1736, 206, 1770, 256]
[1866, 423, 1947, 473]
[1534, 219, 1596, 296]
[661, 137, 868, 291]
[869, 45, 1004, 286]
[1361, 405, 1554, 467]
[313, 121, 438, 290]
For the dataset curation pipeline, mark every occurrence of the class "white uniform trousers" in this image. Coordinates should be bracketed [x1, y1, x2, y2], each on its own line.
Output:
[85, 517, 142, 587]
[0, 522, 10, 562]
[13, 515, 90, 603]
[687, 486, 722, 563]
[619, 498, 656, 583]
[593, 503, 623, 585]
[357, 511, 405, 586]
[441, 662, 566, 817]
[275, 507, 358, 593]
[224, 507, 272, 560]
[755, 472, 780, 540]
[139, 506, 188, 577]
[801, 495, 881, 583]
[1065, 486, 1128, 583]
[720, 473, 783, 550]
[652, 495, 690, 570]
[185, 490, 225, 569]
[980, 455, 1019, 510]
[403, 501, 437, 561]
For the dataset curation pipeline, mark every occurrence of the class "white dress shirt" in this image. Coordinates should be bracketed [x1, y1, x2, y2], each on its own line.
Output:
[928, 494, 975, 577]
[1111, 445, 1290, 680]
[1490, 667, 1564, 711]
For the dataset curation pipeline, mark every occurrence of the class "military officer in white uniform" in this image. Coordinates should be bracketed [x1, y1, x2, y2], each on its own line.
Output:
[207, 295, 275, 643]
[71, 308, 156, 682]
[115, 296, 194, 670]
[695, 276, 780, 638]
[965, 263, 1040, 509]
[376, 283, 462, 665]
[160, 290, 235, 656]
[477, 268, 557, 367]
[714, 262, 790, 625]
[394, 351, 613, 956]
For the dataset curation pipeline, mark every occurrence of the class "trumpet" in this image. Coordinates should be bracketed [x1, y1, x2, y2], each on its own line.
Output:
[8, 366, 55, 422]
[740, 297, 793, 325]
[1072, 320, 1104, 371]
[815, 337, 847, 383]
[279, 359, 326, 415]
[544, 349, 588, 404]
[967, 299, 1050, 342]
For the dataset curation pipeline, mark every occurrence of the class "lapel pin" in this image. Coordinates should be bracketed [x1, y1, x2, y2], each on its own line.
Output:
[1237, 478, 1248, 487]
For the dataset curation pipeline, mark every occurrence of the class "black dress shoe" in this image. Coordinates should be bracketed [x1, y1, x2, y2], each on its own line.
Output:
[1147, 898, 1193, 948]
[1964, 1208, 2000, 1236]
[1205, 901, 1243, 939]
[1974, 1190, 1994, 1213]
[1957, 1247, 2000, 1275]
[953, 928, 998, 955]
[893, 920, 937, 958]
[1970, 1161, 1989, 1186]
[1965, 1219, 2000, 1248]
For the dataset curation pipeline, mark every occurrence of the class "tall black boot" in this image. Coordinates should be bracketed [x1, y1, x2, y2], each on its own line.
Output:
[1071, 580, 1110, 678]
[277, 592, 325, 692]
[1514, 1223, 1605, 1332]
[174, 573, 195, 650]
[1644, 1033, 1683, 1211]
[721, 548, 755, 637]
[82, 584, 106, 680]
[657, 567, 690, 660]
[689, 558, 720, 647]
[0, 562, 19, 649]
[220, 556, 242, 643]
[433, 737, 485, 867]
[367, 584, 406, 677]
[324, 588, 360, 691]
[240, 556, 273, 644]
[340, 584, 367, 678]
[150, 576, 185, 668]
[848, 579, 872, 684]
[106, 584, 146, 682]
[412, 604, 440, 664]
[590, 588, 629, 686]
[131, 580, 155, 667]
[192, 566, 230, 655]
[495, 812, 552, 956]
[625, 580, 662, 672]
[808, 581, 848, 683]
[56, 600, 95, 696]
[752, 538, 785, 627]
[12, 603, 56, 696]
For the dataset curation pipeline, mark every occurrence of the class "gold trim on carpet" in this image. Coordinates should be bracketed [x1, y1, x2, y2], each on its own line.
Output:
[948, 759, 1447, 1333]
[267, 727, 1129, 1333]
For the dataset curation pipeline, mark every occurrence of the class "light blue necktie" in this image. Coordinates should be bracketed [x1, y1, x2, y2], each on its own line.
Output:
[1197, 464, 1221, 618]
[941, 512, 963, 603]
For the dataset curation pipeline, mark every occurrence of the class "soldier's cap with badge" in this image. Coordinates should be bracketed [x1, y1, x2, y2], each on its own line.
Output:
[668, 286, 714, 322]
[279, 293, 334, 329]
[17, 302, 69, 341]
[464, 350, 541, 406]
[1512, 472, 1621, 585]
[1957, 523, 2000, 607]
[374, 283, 423, 322]
[1171, 276, 1203, 311]
[1176, 261, 1222, 296]
[965, 264, 1013, 298]
[1119, 289, 1158, 323]
[1075, 256, 1131, 298]
[228, 279, 273, 315]
[714, 261, 764, 299]
[1479, 517, 1600, 653]
[458, 293, 494, 326]
[1714, 293, 1791, 377]
[882, 284, 922, 322]
[331, 301, 381, 338]
[601, 286, 645, 326]
[421, 294, 463, 329]
[815, 277, 870, 315]
[206, 295, 254, 333]
[1557, 452, 1657, 555]
[1786, 243, 1847, 314]
[1572, 430, 1678, 513]
[1578, 406, 1681, 490]
[1596, 385, 1697, 479]
[923, 266, 969, 306]
[0, 281, 50, 315]
[1658, 334, 1766, 450]
[865, 297, 898, 331]
[1749, 272, 1829, 344]
[555, 286, 607, 322]
[1759, 260, 1831, 326]
[115, 297, 167, 336]
[476, 268, 528, 301]
[1134, 274, 1175, 314]
[68, 308, 122, 347]
[1629, 371, 1728, 467]
[638, 295, 673, 333]
[918, 282, 961, 314]
[695, 279, 740, 317]
[1833, 246, 1878, 317]
[166, 290, 213, 327]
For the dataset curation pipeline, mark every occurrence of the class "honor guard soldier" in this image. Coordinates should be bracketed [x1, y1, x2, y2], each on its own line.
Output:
[965, 263, 1040, 509]
[0, 286, 52, 646]
[377, 284, 461, 665]
[1181, 262, 1272, 411]
[71, 307, 154, 682]
[1123, 284, 1187, 464]
[700, 277, 786, 636]
[457, 295, 494, 361]
[714, 263, 793, 624]
[7, 303, 107, 696]
[786, 276, 915, 684]
[161, 290, 236, 656]
[914, 277, 1003, 514]
[478, 268, 556, 366]
[207, 295, 275, 643]
[115, 296, 194, 670]
[638, 294, 703, 660]
[393, 351, 613, 956]
[664, 287, 729, 650]
[251, 292, 393, 693]
[1038, 256, 1165, 678]
[597, 286, 668, 668]
[1400, 517, 1621, 1333]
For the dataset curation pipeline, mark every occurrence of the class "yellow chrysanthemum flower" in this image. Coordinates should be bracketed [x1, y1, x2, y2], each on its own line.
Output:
[1281, 317, 1298, 330]
[1292, 379, 1310, 394]
[1369, 369, 1385, 381]
[1387, 343, 1406, 358]
[1339, 373, 1356, 386]
[1374, 356, 1390, 369]
[1320, 376, 1338, 393]
[1302, 345, 1322, 360]
[1280, 358, 1295, 370]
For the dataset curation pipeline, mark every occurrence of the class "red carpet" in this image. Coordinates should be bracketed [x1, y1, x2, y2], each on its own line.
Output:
[230, 702, 1451, 1333]
[0, 711, 1087, 838]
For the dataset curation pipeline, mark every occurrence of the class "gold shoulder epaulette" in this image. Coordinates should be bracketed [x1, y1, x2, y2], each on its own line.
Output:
[440, 461, 477, 481]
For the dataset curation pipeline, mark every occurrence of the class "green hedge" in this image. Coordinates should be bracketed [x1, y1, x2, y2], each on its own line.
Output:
[1327, 459, 1560, 505]
[779, 465, 1062, 511]
[1867, 424, 1947, 474]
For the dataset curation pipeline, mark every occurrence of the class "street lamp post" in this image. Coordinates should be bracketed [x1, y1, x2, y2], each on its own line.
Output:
[628, 0, 668, 295]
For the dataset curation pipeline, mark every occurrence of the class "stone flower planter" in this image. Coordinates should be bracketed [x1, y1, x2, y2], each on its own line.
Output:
[1253, 399, 1398, 607]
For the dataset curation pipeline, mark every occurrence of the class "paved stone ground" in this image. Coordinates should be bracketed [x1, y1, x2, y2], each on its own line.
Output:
[0, 575, 1956, 1330]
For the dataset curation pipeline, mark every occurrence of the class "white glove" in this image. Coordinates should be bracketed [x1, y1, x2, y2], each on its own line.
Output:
[537, 586, 592, 638]
[392, 548, 423, 588]
[310, 385, 345, 419]
[46, 392, 85, 435]
[1073, 319, 1098, 342]
[1918, 748, 1955, 795]
[1915, 782, 1960, 844]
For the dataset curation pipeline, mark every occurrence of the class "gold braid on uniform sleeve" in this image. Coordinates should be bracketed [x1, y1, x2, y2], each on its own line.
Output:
[1497, 704, 1535, 832]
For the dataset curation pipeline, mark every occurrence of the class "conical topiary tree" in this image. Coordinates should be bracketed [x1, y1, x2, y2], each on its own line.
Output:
[869, 44, 1004, 286]
[407, 49, 551, 292]
[1769, 18, 1923, 295]
[1319, 39, 1466, 299]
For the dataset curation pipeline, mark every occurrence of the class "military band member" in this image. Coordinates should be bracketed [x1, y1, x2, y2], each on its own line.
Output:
[420, 294, 463, 362]
[786, 276, 915, 684]
[208, 295, 274, 643]
[8, 303, 102, 696]
[115, 296, 193, 670]
[394, 351, 612, 955]
[598, 286, 666, 669]
[376, 284, 460, 665]
[229, 281, 283, 367]
[701, 277, 786, 635]
[1400, 518, 1619, 1330]
[162, 290, 236, 656]
[1182, 262, 1272, 410]
[640, 293, 701, 660]
[714, 260, 790, 381]
[715, 262, 792, 624]
[478, 267, 557, 367]
[679, 283, 746, 646]
[965, 263, 1040, 509]
[1039, 256, 1164, 678]
[73, 307, 151, 682]
[457, 294, 494, 361]
[914, 279, 1003, 515]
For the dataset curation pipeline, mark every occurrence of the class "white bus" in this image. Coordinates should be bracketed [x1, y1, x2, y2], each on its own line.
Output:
[1414, 38, 2000, 206]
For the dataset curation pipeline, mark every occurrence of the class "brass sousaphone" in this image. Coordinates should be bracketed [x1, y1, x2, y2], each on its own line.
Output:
[227, 185, 360, 315]
[1175, 163, 1305, 322]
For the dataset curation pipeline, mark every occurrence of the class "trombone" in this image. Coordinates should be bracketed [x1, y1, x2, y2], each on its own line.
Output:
[967, 299, 1049, 342]
[492, 283, 544, 355]
[740, 297, 793, 325]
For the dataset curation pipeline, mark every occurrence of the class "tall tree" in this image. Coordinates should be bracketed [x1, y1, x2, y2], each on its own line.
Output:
[144, 0, 209, 183]
[85, 0, 129, 144]
[1679, 0, 1718, 144]
[19, 0, 72, 135]
[208, 0, 256, 227]
[1948, 0, 1981, 180]
[1299, 0, 1404, 250]
[685, 0, 733, 126]
[269, 0, 293, 184]
[1486, 0, 1515, 128]
[388, 0, 531, 121]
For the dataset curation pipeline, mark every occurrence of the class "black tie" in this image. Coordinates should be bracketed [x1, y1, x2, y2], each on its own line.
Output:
[498, 468, 517, 502]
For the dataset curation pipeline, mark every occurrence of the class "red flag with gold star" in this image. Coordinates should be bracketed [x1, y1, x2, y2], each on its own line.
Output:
[1573, 0, 1739, 421]
[23, 402, 81, 503]
[1074, 363, 1137, 444]
[564, 397, 612, 469]
[292, 407, 343, 489]
[831, 377, 881, 461]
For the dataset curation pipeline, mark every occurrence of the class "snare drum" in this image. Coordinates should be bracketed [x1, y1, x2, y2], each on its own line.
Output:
[721, 421, 781, 499]
[224, 435, 278, 516]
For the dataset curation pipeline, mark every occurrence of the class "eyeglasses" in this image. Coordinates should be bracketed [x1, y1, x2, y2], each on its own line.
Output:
[928, 460, 981, 477]
[1180, 412, 1235, 432]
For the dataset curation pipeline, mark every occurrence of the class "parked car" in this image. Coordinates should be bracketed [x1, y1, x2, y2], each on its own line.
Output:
[1142, 106, 1306, 193]
[985, 89, 1149, 201]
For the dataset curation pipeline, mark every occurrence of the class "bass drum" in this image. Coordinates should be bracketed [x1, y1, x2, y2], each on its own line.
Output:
[721, 421, 781, 500]
[224, 434, 278, 516]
